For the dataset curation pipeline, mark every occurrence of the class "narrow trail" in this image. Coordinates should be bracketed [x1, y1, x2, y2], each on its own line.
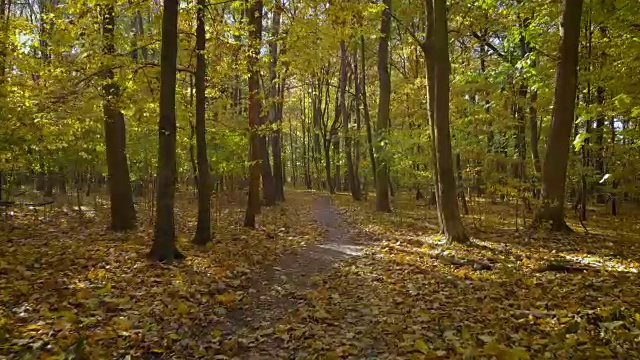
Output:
[224, 195, 362, 355]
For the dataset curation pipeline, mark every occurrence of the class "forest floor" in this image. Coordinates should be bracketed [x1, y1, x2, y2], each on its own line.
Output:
[1, 189, 640, 359]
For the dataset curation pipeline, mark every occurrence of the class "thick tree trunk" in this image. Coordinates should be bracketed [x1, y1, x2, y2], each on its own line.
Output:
[244, 0, 263, 227]
[534, 0, 583, 231]
[360, 36, 377, 190]
[432, 0, 467, 242]
[150, 0, 183, 262]
[343, 41, 361, 201]
[375, 0, 392, 212]
[193, 0, 212, 245]
[101, 2, 136, 232]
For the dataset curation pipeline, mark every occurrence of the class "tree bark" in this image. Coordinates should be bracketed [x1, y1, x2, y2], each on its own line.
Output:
[244, 0, 264, 227]
[424, 0, 443, 229]
[193, 0, 212, 245]
[432, 0, 467, 242]
[343, 41, 361, 200]
[269, 4, 285, 202]
[150, 0, 183, 262]
[529, 90, 542, 175]
[360, 36, 377, 190]
[533, 0, 583, 231]
[375, 0, 392, 212]
[101, 2, 136, 232]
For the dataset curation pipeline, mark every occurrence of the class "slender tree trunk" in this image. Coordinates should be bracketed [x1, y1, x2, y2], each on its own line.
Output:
[101, 2, 136, 232]
[529, 90, 541, 175]
[609, 117, 617, 216]
[534, 0, 583, 231]
[424, 0, 443, 229]
[323, 136, 334, 193]
[360, 36, 377, 190]
[432, 0, 467, 242]
[353, 47, 363, 194]
[456, 153, 469, 215]
[375, 0, 392, 212]
[260, 117, 276, 206]
[289, 111, 296, 187]
[268, 6, 285, 202]
[343, 41, 361, 200]
[150, 0, 182, 262]
[244, 0, 264, 227]
[193, 0, 212, 245]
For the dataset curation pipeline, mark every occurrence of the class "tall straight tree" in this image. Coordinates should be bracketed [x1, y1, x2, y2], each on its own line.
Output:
[431, 0, 467, 242]
[269, 1, 285, 203]
[192, 0, 212, 245]
[340, 40, 361, 200]
[534, 0, 584, 231]
[375, 0, 391, 212]
[150, 0, 182, 262]
[360, 36, 377, 189]
[101, 2, 137, 232]
[244, 0, 263, 228]
[424, 0, 443, 230]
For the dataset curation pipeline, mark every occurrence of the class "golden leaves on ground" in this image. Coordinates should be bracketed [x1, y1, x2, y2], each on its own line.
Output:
[236, 194, 640, 358]
[0, 191, 323, 359]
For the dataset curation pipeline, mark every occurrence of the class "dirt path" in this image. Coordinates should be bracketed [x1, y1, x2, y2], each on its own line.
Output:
[223, 195, 362, 355]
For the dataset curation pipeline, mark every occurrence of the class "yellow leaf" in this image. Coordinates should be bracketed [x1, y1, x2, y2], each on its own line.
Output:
[176, 302, 190, 315]
[483, 341, 502, 355]
[215, 292, 237, 305]
[414, 339, 430, 354]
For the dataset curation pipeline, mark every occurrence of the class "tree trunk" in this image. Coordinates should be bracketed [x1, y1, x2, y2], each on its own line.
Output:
[360, 36, 377, 190]
[101, 2, 136, 231]
[529, 90, 542, 175]
[289, 114, 296, 187]
[323, 136, 334, 193]
[150, 0, 183, 262]
[193, 0, 212, 245]
[343, 41, 361, 201]
[424, 0, 443, 230]
[353, 47, 363, 195]
[375, 0, 392, 212]
[244, 0, 264, 227]
[534, 0, 583, 231]
[268, 2, 285, 203]
[432, 0, 467, 242]
[456, 153, 469, 215]
[260, 119, 276, 206]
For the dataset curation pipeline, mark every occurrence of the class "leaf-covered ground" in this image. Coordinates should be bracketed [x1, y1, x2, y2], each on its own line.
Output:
[0, 191, 324, 359]
[2, 191, 640, 359]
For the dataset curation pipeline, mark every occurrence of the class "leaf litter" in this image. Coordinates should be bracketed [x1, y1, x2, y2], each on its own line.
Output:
[2, 191, 640, 359]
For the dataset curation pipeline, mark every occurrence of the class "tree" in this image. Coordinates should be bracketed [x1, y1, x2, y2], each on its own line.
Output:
[431, 0, 467, 242]
[101, 1, 137, 232]
[533, 0, 584, 231]
[192, 0, 212, 245]
[269, 1, 285, 203]
[341, 40, 361, 201]
[360, 36, 377, 191]
[149, 0, 183, 262]
[375, 0, 391, 212]
[244, 0, 264, 228]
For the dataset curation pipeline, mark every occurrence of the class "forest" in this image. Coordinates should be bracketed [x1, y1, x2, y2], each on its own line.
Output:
[1, 0, 640, 358]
